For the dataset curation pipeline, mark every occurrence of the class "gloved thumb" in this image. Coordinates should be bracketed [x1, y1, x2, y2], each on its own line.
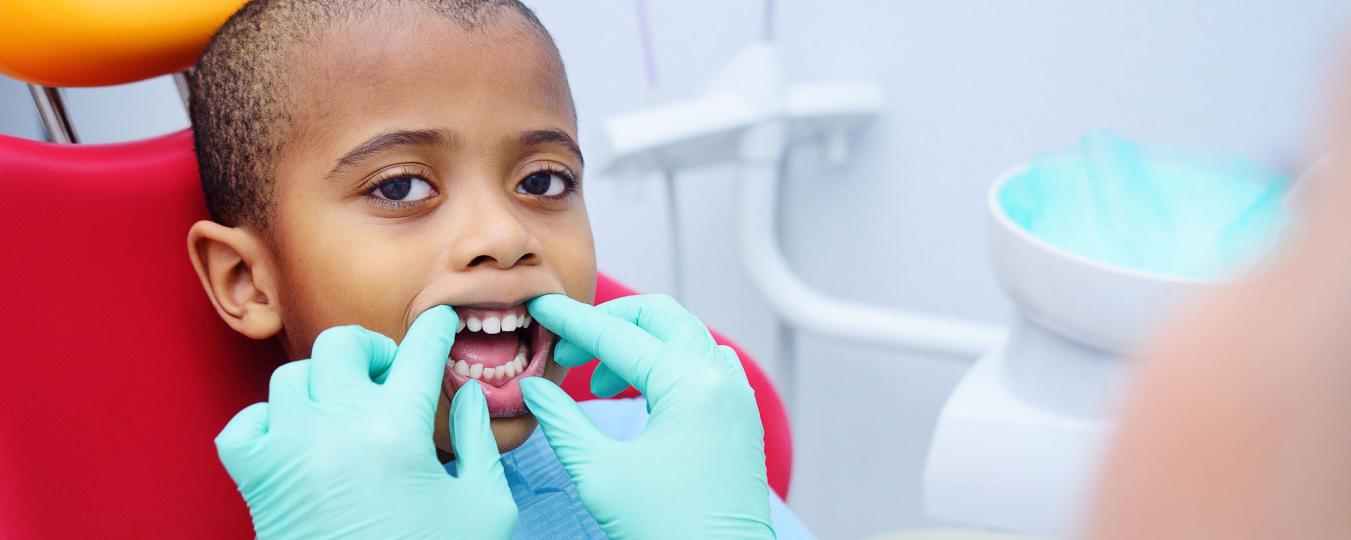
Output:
[448, 381, 505, 480]
[214, 402, 270, 481]
[519, 377, 610, 469]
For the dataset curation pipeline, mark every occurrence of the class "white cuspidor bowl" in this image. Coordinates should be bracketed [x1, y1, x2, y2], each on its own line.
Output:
[987, 162, 1217, 355]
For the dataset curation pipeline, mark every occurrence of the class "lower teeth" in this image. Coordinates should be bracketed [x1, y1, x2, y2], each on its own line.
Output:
[452, 343, 529, 383]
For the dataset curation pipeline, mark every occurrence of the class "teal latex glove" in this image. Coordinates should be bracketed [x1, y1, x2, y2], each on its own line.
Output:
[520, 294, 776, 540]
[214, 306, 517, 540]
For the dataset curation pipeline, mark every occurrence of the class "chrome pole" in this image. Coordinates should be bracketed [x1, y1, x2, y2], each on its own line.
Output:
[27, 84, 79, 144]
[662, 166, 685, 301]
[172, 70, 192, 112]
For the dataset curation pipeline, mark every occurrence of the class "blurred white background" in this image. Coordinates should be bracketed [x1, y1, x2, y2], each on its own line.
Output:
[3, 1, 1348, 537]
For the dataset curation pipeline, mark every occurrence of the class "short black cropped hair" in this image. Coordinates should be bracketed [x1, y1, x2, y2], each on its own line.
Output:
[189, 0, 557, 228]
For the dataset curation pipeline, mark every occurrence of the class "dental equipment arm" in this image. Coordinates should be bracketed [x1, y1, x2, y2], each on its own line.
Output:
[214, 307, 518, 540]
[1088, 79, 1351, 539]
[736, 120, 1006, 357]
[604, 43, 1004, 361]
[520, 294, 776, 540]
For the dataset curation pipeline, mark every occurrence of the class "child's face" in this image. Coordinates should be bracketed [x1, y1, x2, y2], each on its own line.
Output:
[265, 8, 594, 454]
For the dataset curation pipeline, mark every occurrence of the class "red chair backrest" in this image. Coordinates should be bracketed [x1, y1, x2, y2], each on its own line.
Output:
[0, 129, 790, 538]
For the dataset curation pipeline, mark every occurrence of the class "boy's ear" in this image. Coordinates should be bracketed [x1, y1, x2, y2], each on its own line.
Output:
[187, 221, 283, 340]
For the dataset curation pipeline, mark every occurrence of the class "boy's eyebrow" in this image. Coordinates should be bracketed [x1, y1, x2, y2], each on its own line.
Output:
[325, 128, 455, 179]
[521, 129, 584, 166]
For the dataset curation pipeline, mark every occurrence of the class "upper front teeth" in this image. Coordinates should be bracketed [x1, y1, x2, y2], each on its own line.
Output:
[457, 307, 531, 334]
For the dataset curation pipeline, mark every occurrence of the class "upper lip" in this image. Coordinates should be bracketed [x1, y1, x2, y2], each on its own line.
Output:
[454, 300, 530, 310]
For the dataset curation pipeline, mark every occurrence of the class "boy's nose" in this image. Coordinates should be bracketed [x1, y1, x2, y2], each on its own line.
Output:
[448, 198, 541, 271]
[467, 249, 539, 270]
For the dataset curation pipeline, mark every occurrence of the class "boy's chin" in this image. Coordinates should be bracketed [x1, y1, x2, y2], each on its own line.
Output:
[436, 413, 538, 462]
[486, 413, 541, 453]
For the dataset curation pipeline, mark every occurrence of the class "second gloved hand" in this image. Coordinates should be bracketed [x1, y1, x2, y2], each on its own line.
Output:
[520, 294, 775, 540]
[214, 306, 517, 540]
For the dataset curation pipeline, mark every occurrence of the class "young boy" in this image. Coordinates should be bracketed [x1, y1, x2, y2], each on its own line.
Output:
[187, 0, 591, 458]
[186, 1, 811, 537]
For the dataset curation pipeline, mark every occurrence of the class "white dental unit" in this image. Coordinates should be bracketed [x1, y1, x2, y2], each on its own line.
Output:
[922, 164, 1219, 536]
[600, 37, 1238, 538]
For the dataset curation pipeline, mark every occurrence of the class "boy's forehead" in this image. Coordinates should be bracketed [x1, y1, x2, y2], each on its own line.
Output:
[283, 5, 574, 145]
[263, 5, 578, 183]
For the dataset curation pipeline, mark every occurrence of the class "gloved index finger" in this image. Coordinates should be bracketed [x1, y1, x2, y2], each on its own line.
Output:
[309, 325, 398, 401]
[527, 294, 666, 394]
[384, 305, 458, 410]
[586, 295, 712, 349]
[214, 402, 271, 486]
[216, 401, 270, 451]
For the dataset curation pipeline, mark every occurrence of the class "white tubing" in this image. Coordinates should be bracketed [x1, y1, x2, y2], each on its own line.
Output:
[736, 122, 1007, 358]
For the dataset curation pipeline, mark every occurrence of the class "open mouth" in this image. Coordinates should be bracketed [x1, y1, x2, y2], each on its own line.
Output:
[443, 304, 555, 418]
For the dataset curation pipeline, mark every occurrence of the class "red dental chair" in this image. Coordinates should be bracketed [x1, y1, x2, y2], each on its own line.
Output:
[0, 2, 791, 538]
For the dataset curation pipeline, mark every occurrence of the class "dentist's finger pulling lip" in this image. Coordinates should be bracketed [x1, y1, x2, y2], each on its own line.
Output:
[443, 302, 556, 417]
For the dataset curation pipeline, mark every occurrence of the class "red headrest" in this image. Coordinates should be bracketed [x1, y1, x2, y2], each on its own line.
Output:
[0, 129, 276, 538]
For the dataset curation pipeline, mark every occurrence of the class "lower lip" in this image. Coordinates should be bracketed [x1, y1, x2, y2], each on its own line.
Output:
[441, 329, 554, 418]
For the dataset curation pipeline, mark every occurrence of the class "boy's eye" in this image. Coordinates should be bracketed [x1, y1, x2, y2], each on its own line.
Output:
[516, 171, 569, 197]
[372, 176, 434, 202]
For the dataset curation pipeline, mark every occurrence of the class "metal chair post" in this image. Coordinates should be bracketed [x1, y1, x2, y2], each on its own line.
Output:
[28, 84, 78, 144]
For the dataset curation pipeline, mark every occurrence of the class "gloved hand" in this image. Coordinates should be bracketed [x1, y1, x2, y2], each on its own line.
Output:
[214, 306, 517, 540]
[520, 294, 776, 540]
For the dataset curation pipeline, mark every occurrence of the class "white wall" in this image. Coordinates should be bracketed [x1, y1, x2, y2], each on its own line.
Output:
[3, 2, 1347, 538]
[0, 79, 41, 140]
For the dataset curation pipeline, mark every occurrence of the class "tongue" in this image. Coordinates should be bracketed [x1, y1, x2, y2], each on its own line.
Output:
[450, 331, 521, 368]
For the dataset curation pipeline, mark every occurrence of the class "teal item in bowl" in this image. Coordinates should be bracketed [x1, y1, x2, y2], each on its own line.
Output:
[997, 133, 1290, 280]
